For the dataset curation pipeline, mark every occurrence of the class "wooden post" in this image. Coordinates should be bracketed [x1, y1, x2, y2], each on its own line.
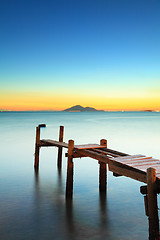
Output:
[144, 195, 149, 217]
[99, 139, 107, 193]
[147, 167, 159, 240]
[34, 126, 40, 169]
[57, 126, 64, 170]
[66, 140, 74, 200]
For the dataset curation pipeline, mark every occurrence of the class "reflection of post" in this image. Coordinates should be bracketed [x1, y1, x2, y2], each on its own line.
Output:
[99, 139, 107, 193]
[65, 199, 74, 234]
[66, 140, 74, 200]
[34, 167, 39, 185]
[34, 126, 40, 169]
[147, 168, 159, 240]
[99, 191, 107, 228]
[57, 126, 64, 170]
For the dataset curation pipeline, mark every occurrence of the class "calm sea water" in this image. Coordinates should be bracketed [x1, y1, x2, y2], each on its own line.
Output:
[0, 111, 160, 240]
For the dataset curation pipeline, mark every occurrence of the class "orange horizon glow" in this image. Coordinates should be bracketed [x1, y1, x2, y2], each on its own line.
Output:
[1, 96, 160, 112]
[1, 85, 160, 112]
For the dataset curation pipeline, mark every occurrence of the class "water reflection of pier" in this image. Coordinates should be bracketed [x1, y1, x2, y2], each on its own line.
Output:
[34, 167, 108, 240]
[34, 124, 160, 240]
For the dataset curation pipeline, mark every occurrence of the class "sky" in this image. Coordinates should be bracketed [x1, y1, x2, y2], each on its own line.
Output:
[0, 0, 160, 111]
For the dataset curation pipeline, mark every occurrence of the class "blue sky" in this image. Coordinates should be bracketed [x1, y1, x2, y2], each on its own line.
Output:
[0, 0, 160, 110]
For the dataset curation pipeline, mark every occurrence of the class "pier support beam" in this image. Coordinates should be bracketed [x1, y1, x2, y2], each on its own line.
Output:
[57, 126, 64, 170]
[66, 140, 74, 200]
[147, 168, 159, 240]
[34, 126, 40, 169]
[99, 139, 107, 193]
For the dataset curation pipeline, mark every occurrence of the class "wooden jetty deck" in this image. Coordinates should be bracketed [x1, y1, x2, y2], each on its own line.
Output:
[34, 124, 160, 240]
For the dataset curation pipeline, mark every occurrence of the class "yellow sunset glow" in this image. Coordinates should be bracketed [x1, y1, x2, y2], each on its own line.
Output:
[1, 89, 160, 111]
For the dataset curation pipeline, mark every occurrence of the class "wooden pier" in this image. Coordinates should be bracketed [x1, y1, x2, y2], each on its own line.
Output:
[34, 124, 160, 240]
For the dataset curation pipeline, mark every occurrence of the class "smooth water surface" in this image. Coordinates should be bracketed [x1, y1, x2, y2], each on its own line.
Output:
[0, 111, 160, 240]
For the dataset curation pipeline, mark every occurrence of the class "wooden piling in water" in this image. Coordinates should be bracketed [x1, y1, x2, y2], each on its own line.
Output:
[99, 139, 107, 193]
[66, 140, 74, 200]
[57, 126, 64, 170]
[144, 195, 149, 217]
[34, 126, 40, 169]
[147, 168, 159, 240]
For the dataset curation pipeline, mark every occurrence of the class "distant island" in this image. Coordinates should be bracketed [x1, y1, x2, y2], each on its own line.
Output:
[64, 105, 104, 112]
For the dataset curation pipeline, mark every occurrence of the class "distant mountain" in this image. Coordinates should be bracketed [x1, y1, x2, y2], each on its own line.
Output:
[64, 105, 104, 112]
[143, 110, 153, 112]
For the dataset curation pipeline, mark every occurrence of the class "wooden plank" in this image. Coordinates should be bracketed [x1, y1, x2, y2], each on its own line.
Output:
[135, 164, 160, 172]
[66, 152, 87, 158]
[75, 148, 111, 164]
[137, 163, 160, 169]
[112, 155, 146, 162]
[108, 164, 146, 183]
[118, 157, 153, 164]
[117, 154, 146, 159]
[123, 159, 159, 165]
[75, 149, 147, 176]
[93, 148, 120, 157]
[38, 138, 129, 158]
[40, 139, 68, 148]
[99, 147, 128, 157]
[126, 160, 160, 167]
[74, 144, 105, 149]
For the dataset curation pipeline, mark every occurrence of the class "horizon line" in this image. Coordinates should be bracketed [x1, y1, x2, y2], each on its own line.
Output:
[1, 109, 159, 112]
